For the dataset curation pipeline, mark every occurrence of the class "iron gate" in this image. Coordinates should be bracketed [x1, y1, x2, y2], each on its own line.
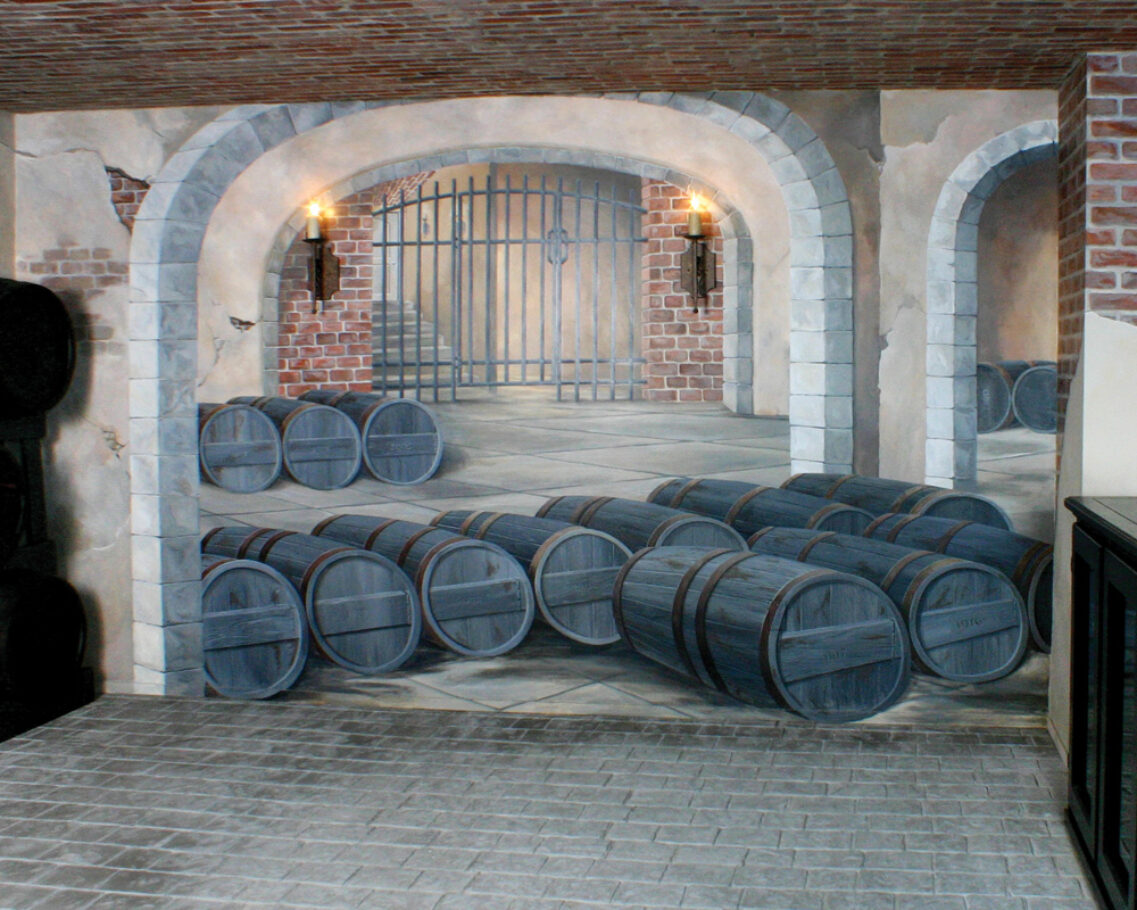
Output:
[372, 172, 647, 401]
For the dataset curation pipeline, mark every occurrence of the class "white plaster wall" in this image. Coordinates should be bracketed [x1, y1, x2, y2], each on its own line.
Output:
[1051, 313, 1137, 758]
[194, 97, 791, 411]
[13, 108, 220, 692]
[879, 91, 1057, 482]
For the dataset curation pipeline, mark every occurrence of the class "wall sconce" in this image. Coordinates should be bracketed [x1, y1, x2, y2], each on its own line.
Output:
[303, 201, 340, 313]
[679, 193, 717, 313]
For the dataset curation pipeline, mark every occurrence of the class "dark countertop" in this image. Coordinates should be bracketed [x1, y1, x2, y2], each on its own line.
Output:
[1066, 496, 1137, 562]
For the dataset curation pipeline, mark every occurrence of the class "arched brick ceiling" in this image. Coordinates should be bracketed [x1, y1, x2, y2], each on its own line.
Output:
[2, 0, 1135, 112]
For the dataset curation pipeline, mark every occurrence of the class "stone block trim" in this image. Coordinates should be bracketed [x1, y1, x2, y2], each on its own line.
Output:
[925, 120, 1058, 486]
[640, 179, 724, 403]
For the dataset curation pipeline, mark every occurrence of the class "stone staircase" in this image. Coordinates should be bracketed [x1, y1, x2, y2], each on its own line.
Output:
[372, 300, 455, 385]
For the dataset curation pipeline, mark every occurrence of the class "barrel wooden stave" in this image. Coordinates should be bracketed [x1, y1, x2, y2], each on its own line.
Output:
[199, 555, 308, 699]
[539, 495, 746, 551]
[748, 526, 1028, 682]
[313, 514, 534, 657]
[229, 396, 362, 490]
[433, 510, 628, 646]
[865, 512, 1054, 652]
[0, 280, 76, 418]
[202, 527, 420, 674]
[300, 391, 443, 485]
[782, 473, 1013, 532]
[614, 547, 910, 722]
[976, 362, 1016, 433]
[657, 476, 874, 536]
[198, 403, 283, 493]
[1011, 363, 1058, 434]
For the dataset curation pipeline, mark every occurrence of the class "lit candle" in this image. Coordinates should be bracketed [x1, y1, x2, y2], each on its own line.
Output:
[687, 194, 704, 237]
[305, 201, 322, 240]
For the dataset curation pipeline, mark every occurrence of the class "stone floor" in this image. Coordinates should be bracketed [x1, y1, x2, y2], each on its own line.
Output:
[0, 393, 1083, 910]
[200, 391, 1058, 729]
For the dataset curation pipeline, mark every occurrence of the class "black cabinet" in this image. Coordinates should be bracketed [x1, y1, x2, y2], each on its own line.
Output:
[1067, 497, 1137, 910]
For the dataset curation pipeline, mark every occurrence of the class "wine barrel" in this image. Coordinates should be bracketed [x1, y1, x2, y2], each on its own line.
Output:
[0, 447, 24, 563]
[537, 496, 747, 551]
[201, 527, 420, 674]
[613, 547, 910, 722]
[300, 390, 443, 485]
[648, 477, 873, 536]
[199, 555, 308, 699]
[228, 396, 361, 490]
[0, 568, 86, 701]
[431, 510, 629, 646]
[197, 403, 283, 493]
[782, 473, 1013, 531]
[864, 512, 1054, 652]
[312, 515, 534, 657]
[0, 280, 76, 418]
[748, 527, 1028, 682]
[1012, 363, 1058, 434]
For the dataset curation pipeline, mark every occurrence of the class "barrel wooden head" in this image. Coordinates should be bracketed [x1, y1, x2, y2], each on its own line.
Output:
[199, 555, 308, 699]
[613, 546, 910, 723]
[1011, 363, 1057, 434]
[976, 362, 1016, 433]
[313, 514, 535, 657]
[198, 403, 283, 493]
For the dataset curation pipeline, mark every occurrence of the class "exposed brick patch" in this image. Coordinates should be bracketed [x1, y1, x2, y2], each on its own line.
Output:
[640, 179, 723, 403]
[275, 173, 434, 399]
[106, 168, 150, 231]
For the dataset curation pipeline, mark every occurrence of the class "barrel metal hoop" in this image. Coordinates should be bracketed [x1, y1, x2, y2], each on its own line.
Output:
[200, 556, 231, 578]
[825, 474, 857, 499]
[610, 547, 657, 649]
[534, 497, 561, 519]
[200, 526, 224, 549]
[299, 546, 353, 599]
[890, 484, 931, 513]
[646, 478, 681, 507]
[364, 519, 400, 551]
[197, 403, 229, 427]
[1011, 541, 1053, 586]
[694, 552, 755, 694]
[747, 527, 774, 547]
[807, 504, 848, 529]
[279, 401, 317, 432]
[529, 526, 575, 580]
[310, 515, 340, 537]
[724, 486, 770, 525]
[933, 520, 974, 553]
[398, 527, 440, 567]
[796, 531, 838, 564]
[414, 538, 463, 589]
[672, 548, 734, 681]
[672, 478, 706, 509]
[883, 513, 922, 544]
[256, 530, 299, 561]
[863, 512, 896, 538]
[236, 527, 280, 560]
[457, 511, 490, 534]
[646, 514, 688, 547]
[880, 549, 934, 594]
[472, 513, 508, 540]
[575, 496, 614, 525]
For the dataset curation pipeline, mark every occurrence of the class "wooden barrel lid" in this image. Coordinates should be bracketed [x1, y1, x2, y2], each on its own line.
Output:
[198, 403, 283, 493]
[911, 490, 1013, 531]
[416, 538, 535, 657]
[902, 560, 1028, 682]
[648, 514, 747, 550]
[758, 567, 911, 723]
[976, 362, 1014, 433]
[530, 526, 629, 646]
[1012, 364, 1058, 434]
[303, 548, 421, 674]
[360, 398, 443, 485]
[199, 555, 308, 699]
[279, 403, 362, 490]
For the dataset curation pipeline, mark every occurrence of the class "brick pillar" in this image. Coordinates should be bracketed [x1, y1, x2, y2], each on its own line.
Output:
[1059, 53, 1137, 433]
[640, 179, 723, 403]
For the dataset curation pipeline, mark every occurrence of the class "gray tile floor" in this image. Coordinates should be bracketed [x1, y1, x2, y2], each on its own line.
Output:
[0, 393, 1081, 910]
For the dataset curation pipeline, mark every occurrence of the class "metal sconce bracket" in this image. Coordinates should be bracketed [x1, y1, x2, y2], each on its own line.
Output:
[305, 238, 341, 313]
[679, 234, 717, 313]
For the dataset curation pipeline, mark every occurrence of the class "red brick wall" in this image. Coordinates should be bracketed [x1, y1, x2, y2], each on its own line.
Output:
[106, 168, 150, 231]
[275, 173, 434, 398]
[640, 179, 724, 403]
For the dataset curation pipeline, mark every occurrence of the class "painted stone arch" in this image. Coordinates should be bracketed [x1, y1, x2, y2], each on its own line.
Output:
[924, 120, 1059, 487]
[128, 93, 853, 693]
[259, 149, 751, 396]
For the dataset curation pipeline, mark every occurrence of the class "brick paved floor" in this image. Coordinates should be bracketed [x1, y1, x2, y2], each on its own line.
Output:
[0, 696, 1094, 910]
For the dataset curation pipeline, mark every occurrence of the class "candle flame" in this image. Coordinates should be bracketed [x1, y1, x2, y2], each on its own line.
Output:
[307, 201, 321, 217]
[689, 193, 705, 213]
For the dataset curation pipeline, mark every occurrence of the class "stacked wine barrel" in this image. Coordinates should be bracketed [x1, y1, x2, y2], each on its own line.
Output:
[0, 280, 92, 740]
[977, 359, 1057, 434]
[198, 392, 444, 492]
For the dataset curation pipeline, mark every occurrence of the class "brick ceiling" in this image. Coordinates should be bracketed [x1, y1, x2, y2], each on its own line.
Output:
[3, 0, 1137, 112]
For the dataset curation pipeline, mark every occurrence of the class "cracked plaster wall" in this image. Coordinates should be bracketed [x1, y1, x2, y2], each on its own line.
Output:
[879, 90, 1057, 482]
[0, 112, 13, 276]
[12, 108, 221, 693]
